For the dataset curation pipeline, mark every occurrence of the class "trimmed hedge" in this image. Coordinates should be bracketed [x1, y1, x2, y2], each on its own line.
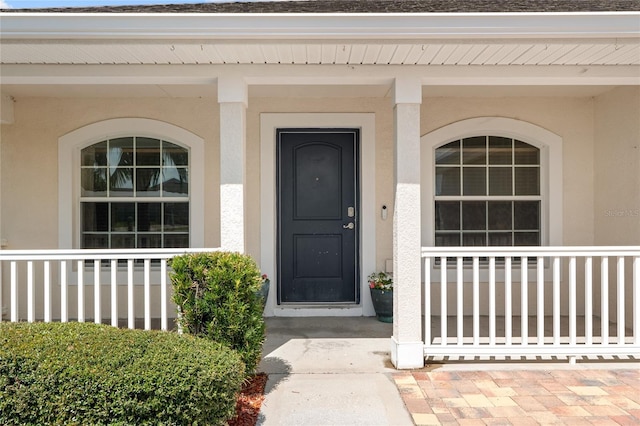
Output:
[0, 322, 245, 425]
[170, 251, 266, 373]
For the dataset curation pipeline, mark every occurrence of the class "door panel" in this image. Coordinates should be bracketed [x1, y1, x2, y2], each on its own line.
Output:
[278, 130, 359, 304]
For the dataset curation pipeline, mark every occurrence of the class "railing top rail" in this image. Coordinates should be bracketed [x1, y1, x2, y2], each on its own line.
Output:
[0, 247, 222, 261]
[421, 246, 640, 258]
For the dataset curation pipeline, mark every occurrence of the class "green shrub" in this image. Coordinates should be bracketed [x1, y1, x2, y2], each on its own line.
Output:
[170, 251, 266, 373]
[0, 322, 244, 425]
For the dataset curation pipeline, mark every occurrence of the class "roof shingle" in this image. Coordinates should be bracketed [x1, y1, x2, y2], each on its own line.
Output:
[3, 0, 640, 13]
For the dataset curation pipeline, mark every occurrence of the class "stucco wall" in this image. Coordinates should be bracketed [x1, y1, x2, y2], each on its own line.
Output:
[0, 97, 220, 250]
[594, 86, 640, 246]
[421, 96, 596, 247]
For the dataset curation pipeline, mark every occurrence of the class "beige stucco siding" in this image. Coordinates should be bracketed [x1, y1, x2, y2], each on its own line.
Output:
[1, 97, 221, 250]
[421, 96, 596, 247]
[594, 86, 640, 246]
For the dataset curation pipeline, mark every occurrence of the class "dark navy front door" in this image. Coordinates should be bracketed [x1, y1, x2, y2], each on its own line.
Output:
[277, 129, 359, 304]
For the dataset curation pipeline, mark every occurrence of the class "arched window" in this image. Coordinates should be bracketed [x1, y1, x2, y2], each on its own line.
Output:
[80, 137, 189, 249]
[434, 136, 541, 247]
[421, 117, 563, 249]
[58, 118, 204, 250]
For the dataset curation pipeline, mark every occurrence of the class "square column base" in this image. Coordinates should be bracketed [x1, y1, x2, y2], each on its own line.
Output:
[390, 336, 424, 369]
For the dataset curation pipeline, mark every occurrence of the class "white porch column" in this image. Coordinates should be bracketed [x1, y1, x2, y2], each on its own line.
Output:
[218, 77, 247, 253]
[391, 78, 424, 369]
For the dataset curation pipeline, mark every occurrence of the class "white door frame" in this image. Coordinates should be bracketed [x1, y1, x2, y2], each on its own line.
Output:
[260, 113, 376, 317]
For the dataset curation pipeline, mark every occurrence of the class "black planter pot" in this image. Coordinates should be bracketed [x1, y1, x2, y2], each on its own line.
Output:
[370, 288, 393, 323]
[256, 279, 270, 308]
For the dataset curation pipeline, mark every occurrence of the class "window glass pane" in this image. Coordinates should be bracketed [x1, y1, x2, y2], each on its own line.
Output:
[488, 167, 512, 196]
[164, 203, 189, 232]
[112, 234, 136, 249]
[435, 233, 460, 246]
[111, 203, 136, 232]
[514, 232, 540, 246]
[435, 141, 460, 165]
[136, 137, 160, 166]
[514, 140, 539, 165]
[514, 201, 540, 230]
[489, 232, 512, 246]
[462, 201, 486, 230]
[463, 233, 486, 246]
[136, 168, 161, 196]
[164, 234, 189, 248]
[435, 167, 460, 196]
[162, 167, 189, 197]
[489, 136, 512, 165]
[515, 167, 540, 195]
[463, 167, 486, 196]
[463, 137, 486, 165]
[109, 168, 134, 196]
[137, 203, 161, 232]
[109, 137, 134, 167]
[137, 234, 162, 248]
[82, 234, 108, 249]
[81, 141, 108, 167]
[82, 202, 109, 232]
[163, 141, 188, 166]
[488, 201, 512, 230]
[81, 168, 107, 197]
[435, 201, 460, 230]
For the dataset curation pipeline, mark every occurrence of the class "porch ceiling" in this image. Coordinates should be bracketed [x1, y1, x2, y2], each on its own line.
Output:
[1, 40, 639, 66]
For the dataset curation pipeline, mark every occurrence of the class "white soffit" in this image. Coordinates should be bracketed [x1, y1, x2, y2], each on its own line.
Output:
[0, 13, 639, 66]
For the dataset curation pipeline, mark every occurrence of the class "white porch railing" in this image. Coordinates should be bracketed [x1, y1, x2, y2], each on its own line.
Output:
[422, 246, 640, 361]
[0, 248, 220, 331]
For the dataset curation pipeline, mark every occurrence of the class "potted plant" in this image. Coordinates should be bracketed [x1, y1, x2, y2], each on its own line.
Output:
[257, 274, 270, 307]
[368, 271, 393, 323]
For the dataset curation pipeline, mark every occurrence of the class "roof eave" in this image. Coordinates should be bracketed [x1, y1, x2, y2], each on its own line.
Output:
[1, 12, 639, 41]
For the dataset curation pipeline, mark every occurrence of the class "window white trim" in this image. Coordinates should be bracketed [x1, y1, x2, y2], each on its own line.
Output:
[260, 113, 376, 317]
[59, 118, 204, 249]
[421, 117, 563, 249]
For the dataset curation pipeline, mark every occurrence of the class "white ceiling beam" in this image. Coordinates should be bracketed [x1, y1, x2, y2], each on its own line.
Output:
[1, 13, 639, 40]
[1, 64, 638, 86]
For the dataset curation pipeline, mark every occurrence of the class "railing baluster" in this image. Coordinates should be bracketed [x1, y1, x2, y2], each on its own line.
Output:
[634, 256, 639, 346]
[585, 256, 593, 346]
[11, 261, 17, 322]
[94, 259, 101, 325]
[489, 256, 496, 346]
[61, 260, 68, 323]
[128, 259, 134, 330]
[111, 260, 118, 327]
[44, 260, 51, 323]
[537, 256, 544, 346]
[456, 257, 463, 346]
[77, 260, 84, 323]
[473, 257, 479, 346]
[161, 259, 168, 331]
[521, 257, 528, 346]
[505, 256, 512, 346]
[553, 256, 560, 345]
[27, 261, 34, 323]
[601, 257, 609, 345]
[569, 256, 576, 346]
[617, 256, 625, 345]
[144, 259, 151, 331]
[424, 257, 431, 347]
[440, 256, 447, 346]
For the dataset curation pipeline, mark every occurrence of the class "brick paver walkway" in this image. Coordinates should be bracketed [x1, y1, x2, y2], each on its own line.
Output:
[393, 368, 640, 425]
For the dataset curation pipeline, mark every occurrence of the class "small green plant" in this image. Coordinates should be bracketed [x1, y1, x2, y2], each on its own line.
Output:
[368, 271, 393, 291]
[170, 251, 266, 373]
[0, 322, 244, 425]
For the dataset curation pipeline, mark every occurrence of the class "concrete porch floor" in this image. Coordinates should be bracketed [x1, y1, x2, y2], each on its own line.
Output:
[257, 317, 640, 426]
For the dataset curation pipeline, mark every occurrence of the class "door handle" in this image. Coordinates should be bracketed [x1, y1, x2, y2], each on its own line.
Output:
[343, 222, 355, 230]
